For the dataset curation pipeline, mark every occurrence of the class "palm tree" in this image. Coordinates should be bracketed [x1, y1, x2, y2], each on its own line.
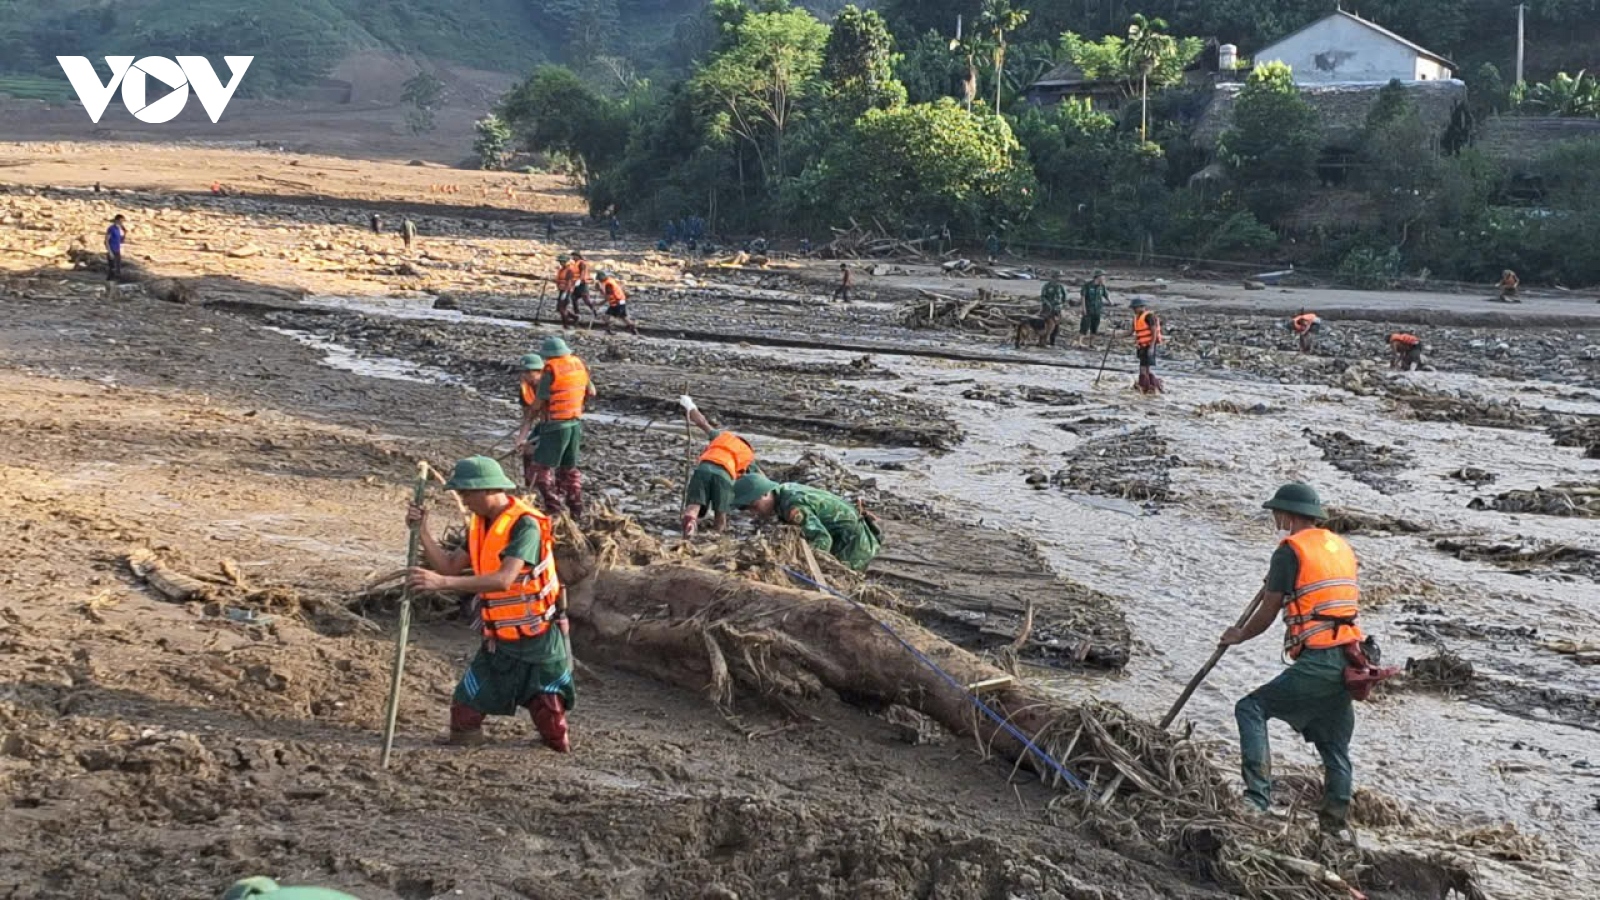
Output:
[1123, 13, 1176, 141]
[979, 0, 1030, 114]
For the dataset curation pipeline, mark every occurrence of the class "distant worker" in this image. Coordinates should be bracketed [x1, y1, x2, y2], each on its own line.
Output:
[1079, 270, 1109, 346]
[985, 232, 1001, 264]
[1389, 333, 1423, 371]
[521, 336, 595, 518]
[833, 263, 852, 302]
[751, 236, 767, 255]
[545, 216, 557, 240]
[597, 270, 639, 335]
[1497, 269, 1521, 303]
[608, 214, 620, 242]
[568, 251, 599, 321]
[369, 213, 382, 234]
[938, 223, 952, 255]
[1292, 312, 1321, 354]
[104, 214, 127, 286]
[1222, 482, 1382, 845]
[731, 474, 882, 572]
[1037, 279, 1067, 347]
[1131, 297, 1165, 394]
[406, 456, 573, 752]
[400, 218, 417, 252]
[554, 254, 577, 327]
[679, 395, 758, 537]
[511, 353, 544, 489]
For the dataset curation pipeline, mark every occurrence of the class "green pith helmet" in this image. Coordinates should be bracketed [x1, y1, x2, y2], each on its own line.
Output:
[1130, 296, 1147, 308]
[596, 270, 612, 280]
[1263, 482, 1326, 521]
[732, 473, 780, 509]
[1093, 268, 1105, 277]
[541, 335, 572, 358]
[557, 254, 570, 263]
[444, 456, 517, 492]
[518, 353, 544, 371]
[571, 250, 584, 259]
[223, 878, 360, 900]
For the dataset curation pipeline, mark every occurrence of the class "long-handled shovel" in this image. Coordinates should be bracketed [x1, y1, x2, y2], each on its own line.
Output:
[380, 461, 430, 768]
[1097, 588, 1265, 804]
[1092, 334, 1116, 385]
[531, 278, 550, 324]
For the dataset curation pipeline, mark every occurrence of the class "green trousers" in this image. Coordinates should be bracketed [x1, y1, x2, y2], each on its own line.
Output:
[1235, 646, 1354, 830]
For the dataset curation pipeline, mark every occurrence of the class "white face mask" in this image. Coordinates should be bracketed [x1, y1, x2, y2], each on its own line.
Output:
[1270, 514, 1290, 542]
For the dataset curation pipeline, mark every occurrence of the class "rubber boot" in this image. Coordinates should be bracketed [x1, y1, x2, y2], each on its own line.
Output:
[531, 464, 564, 515]
[557, 467, 584, 520]
[528, 694, 570, 752]
[445, 703, 489, 746]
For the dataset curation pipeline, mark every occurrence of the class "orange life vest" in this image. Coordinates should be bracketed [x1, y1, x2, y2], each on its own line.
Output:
[1390, 333, 1420, 347]
[519, 379, 536, 407]
[468, 498, 561, 642]
[543, 355, 589, 421]
[600, 277, 626, 307]
[1133, 311, 1161, 348]
[1292, 313, 1318, 333]
[555, 263, 576, 292]
[1281, 528, 1363, 658]
[699, 431, 754, 479]
[572, 259, 591, 285]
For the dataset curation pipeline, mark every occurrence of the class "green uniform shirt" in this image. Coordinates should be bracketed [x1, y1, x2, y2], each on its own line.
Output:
[1265, 542, 1301, 600]
[1039, 281, 1067, 315]
[1082, 282, 1108, 315]
[773, 484, 881, 571]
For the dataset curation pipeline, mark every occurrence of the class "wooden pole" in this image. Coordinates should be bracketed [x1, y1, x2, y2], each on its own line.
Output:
[1158, 588, 1264, 729]
[1092, 333, 1116, 385]
[380, 461, 430, 768]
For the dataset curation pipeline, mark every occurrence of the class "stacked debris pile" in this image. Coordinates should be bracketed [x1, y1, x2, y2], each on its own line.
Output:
[1468, 483, 1600, 517]
[1052, 425, 1178, 502]
[1304, 429, 1413, 494]
[823, 221, 934, 259]
[1384, 382, 1549, 430]
[903, 289, 1035, 333]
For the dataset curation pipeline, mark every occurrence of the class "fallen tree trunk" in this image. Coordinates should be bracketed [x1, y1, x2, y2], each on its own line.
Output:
[571, 563, 1205, 799]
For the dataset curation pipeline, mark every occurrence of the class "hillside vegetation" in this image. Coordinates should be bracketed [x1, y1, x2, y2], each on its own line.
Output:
[0, 0, 859, 95]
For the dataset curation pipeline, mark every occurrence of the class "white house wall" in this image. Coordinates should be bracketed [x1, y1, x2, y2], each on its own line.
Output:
[1258, 15, 1448, 83]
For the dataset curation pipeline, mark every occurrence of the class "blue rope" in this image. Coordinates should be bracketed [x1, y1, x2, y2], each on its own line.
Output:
[782, 567, 1088, 792]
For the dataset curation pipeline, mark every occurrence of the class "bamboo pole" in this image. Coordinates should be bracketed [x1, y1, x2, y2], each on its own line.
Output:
[380, 461, 430, 768]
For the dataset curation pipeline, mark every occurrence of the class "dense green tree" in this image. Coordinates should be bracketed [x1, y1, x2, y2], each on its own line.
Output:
[473, 114, 514, 169]
[401, 70, 446, 134]
[690, 4, 828, 186]
[1217, 62, 1320, 223]
[1123, 14, 1178, 141]
[792, 98, 1035, 231]
[1521, 70, 1600, 116]
[1059, 27, 1203, 105]
[822, 5, 906, 115]
[497, 65, 630, 186]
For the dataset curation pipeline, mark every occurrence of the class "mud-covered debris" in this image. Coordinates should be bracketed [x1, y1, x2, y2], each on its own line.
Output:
[1468, 483, 1600, 518]
[1322, 507, 1427, 535]
[1385, 382, 1547, 430]
[1435, 538, 1600, 581]
[1448, 467, 1496, 485]
[1405, 651, 1475, 688]
[1193, 399, 1274, 416]
[1053, 415, 1124, 435]
[1053, 425, 1178, 502]
[1547, 415, 1600, 457]
[1304, 429, 1413, 494]
[962, 385, 1083, 408]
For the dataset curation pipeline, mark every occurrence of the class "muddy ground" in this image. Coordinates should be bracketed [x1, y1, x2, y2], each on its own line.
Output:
[2, 143, 1598, 899]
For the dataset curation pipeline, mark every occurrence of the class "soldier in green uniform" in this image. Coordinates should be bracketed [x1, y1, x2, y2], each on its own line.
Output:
[1038, 280, 1068, 347]
[731, 474, 882, 571]
[1079, 270, 1109, 346]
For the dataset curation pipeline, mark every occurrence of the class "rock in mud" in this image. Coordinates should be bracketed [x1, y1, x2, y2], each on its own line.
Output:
[1468, 483, 1600, 518]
